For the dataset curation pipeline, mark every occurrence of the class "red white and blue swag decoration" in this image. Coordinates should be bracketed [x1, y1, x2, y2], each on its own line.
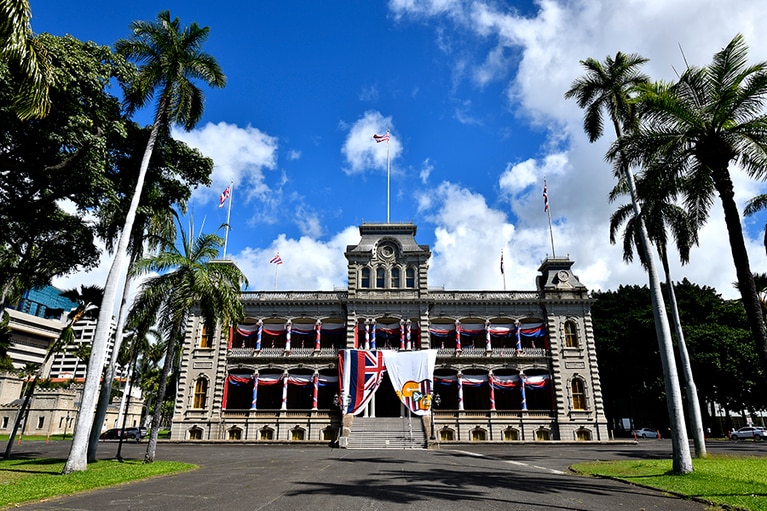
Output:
[381, 349, 437, 416]
[338, 349, 437, 416]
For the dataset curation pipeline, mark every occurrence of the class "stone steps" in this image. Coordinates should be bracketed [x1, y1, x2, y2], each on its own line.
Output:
[347, 417, 426, 449]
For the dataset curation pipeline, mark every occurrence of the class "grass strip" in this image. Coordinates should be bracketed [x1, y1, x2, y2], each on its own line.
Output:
[0, 457, 196, 508]
[572, 455, 767, 511]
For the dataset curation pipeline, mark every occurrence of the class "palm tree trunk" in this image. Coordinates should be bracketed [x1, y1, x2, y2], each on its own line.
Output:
[144, 323, 180, 463]
[87, 275, 132, 462]
[714, 171, 767, 384]
[661, 254, 707, 457]
[623, 162, 692, 473]
[63, 113, 163, 474]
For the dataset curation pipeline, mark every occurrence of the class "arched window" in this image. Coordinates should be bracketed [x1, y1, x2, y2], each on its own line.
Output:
[564, 320, 579, 348]
[360, 268, 370, 288]
[406, 267, 415, 288]
[391, 268, 400, 288]
[193, 378, 208, 409]
[571, 378, 586, 410]
[376, 268, 385, 288]
[200, 324, 211, 348]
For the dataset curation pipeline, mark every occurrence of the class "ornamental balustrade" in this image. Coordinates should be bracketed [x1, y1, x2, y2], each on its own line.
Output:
[228, 346, 550, 360]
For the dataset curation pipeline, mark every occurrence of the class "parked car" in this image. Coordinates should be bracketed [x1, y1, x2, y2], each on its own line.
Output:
[99, 427, 142, 442]
[730, 426, 765, 441]
[631, 427, 659, 439]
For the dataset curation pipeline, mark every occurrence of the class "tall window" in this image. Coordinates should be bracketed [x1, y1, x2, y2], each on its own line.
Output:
[360, 268, 370, 288]
[376, 268, 385, 288]
[200, 324, 211, 348]
[564, 321, 579, 348]
[406, 267, 415, 288]
[391, 268, 400, 288]
[571, 379, 586, 410]
[193, 378, 208, 409]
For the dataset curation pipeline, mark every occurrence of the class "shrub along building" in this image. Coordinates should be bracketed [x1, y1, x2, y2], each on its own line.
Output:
[172, 223, 608, 446]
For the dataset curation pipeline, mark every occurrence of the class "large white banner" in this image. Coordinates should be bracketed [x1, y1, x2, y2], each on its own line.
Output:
[381, 349, 437, 416]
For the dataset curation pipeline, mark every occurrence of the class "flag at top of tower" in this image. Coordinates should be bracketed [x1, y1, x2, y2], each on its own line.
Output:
[270, 253, 283, 265]
[543, 181, 549, 212]
[373, 131, 390, 143]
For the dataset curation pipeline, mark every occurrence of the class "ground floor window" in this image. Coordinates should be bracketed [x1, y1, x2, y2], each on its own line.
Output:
[228, 428, 242, 440]
[503, 428, 519, 441]
[189, 428, 203, 440]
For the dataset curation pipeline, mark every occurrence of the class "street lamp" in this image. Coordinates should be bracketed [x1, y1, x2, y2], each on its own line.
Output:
[429, 392, 441, 441]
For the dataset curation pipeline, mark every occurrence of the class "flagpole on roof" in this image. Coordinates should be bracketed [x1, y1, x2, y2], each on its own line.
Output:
[386, 129, 391, 223]
[500, 249, 506, 291]
[223, 180, 234, 259]
[544, 178, 556, 257]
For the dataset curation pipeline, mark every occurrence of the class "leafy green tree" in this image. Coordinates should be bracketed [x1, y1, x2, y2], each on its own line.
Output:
[64, 11, 224, 473]
[566, 52, 693, 472]
[128, 217, 246, 463]
[0, 34, 131, 308]
[0, 0, 52, 119]
[618, 34, 767, 386]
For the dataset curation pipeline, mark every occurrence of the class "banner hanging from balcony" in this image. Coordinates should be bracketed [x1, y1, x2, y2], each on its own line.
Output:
[381, 349, 437, 416]
[339, 350, 386, 415]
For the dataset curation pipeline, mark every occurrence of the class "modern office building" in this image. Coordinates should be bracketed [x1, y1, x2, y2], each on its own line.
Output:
[171, 222, 608, 445]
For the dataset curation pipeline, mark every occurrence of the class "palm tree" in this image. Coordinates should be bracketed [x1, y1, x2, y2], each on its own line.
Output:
[619, 34, 767, 386]
[0, 0, 52, 119]
[566, 52, 693, 473]
[63, 11, 224, 473]
[4, 285, 102, 458]
[609, 173, 707, 457]
[128, 217, 246, 463]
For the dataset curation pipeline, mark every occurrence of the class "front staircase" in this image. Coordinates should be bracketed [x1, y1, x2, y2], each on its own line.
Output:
[346, 417, 427, 449]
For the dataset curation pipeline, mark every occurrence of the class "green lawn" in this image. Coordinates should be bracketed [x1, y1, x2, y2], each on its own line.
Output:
[0, 457, 196, 509]
[572, 455, 767, 511]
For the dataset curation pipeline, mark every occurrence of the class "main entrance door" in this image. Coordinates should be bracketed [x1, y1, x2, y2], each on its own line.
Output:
[375, 373, 404, 417]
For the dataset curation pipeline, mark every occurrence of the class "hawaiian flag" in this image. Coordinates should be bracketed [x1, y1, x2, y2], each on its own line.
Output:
[543, 179, 549, 212]
[500, 250, 505, 275]
[270, 253, 283, 265]
[373, 131, 390, 143]
[219, 183, 232, 208]
[338, 350, 386, 415]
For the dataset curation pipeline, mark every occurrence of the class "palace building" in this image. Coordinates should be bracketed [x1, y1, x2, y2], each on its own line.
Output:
[171, 222, 608, 445]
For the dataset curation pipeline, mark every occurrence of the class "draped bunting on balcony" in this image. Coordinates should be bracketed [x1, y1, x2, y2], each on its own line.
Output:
[461, 375, 488, 386]
[287, 375, 313, 386]
[488, 325, 514, 336]
[524, 374, 551, 388]
[320, 323, 345, 333]
[291, 326, 316, 335]
[491, 374, 521, 388]
[518, 323, 545, 337]
[236, 324, 260, 337]
[317, 375, 338, 386]
[262, 328, 286, 336]
[434, 375, 457, 385]
[256, 375, 282, 385]
[429, 325, 455, 337]
[459, 323, 485, 335]
[227, 374, 254, 385]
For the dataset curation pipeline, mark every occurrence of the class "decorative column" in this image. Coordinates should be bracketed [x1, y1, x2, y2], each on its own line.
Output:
[285, 320, 292, 352]
[406, 319, 412, 351]
[399, 319, 405, 350]
[256, 320, 263, 351]
[370, 319, 377, 349]
[457, 373, 465, 411]
[251, 373, 259, 410]
[364, 320, 370, 350]
[515, 320, 522, 351]
[489, 373, 496, 411]
[520, 373, 527, 411]
[455, 320, 462, 351]
[312, 373, 319, 410]
[222, 376, 230, 410]
[485, 320, 492, 352]
[314, 320, 322, 351]
[281, 371, 288, 411]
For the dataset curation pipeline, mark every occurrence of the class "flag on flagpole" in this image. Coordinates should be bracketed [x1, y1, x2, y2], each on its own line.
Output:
[373, 131, 390, 143]
[270, 253, 283, 265]
[543, 180, 549, 212]
[500, 250, 505, 275]
[219, 183, 232, 208]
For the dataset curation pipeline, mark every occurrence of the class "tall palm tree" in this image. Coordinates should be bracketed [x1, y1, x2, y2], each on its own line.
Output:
[566, 52, 693, 473]
[619, 34, 767, 386]
[609, 173, 707, 457]
[129, 218, 246, 463]
[0, 0, 52, 119]
[63, 11, 224, 473]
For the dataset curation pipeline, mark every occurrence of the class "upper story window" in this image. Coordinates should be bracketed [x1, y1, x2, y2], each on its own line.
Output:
[571, 378, 586, 410]
[200, 324, 211, 348]
[564, 320, 579, 348]
[376, 268, 385, 288]
[391, 268, 400, 288]
[193, 378, 208, 409]
[361, 267, 370, 288]
[406, 267, 415, 288]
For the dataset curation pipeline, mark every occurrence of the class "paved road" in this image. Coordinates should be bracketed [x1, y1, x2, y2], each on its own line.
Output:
[5, 439, 765, 511]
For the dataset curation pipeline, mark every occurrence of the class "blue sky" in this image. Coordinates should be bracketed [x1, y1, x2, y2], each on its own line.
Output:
[37, 0, 767, 299]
